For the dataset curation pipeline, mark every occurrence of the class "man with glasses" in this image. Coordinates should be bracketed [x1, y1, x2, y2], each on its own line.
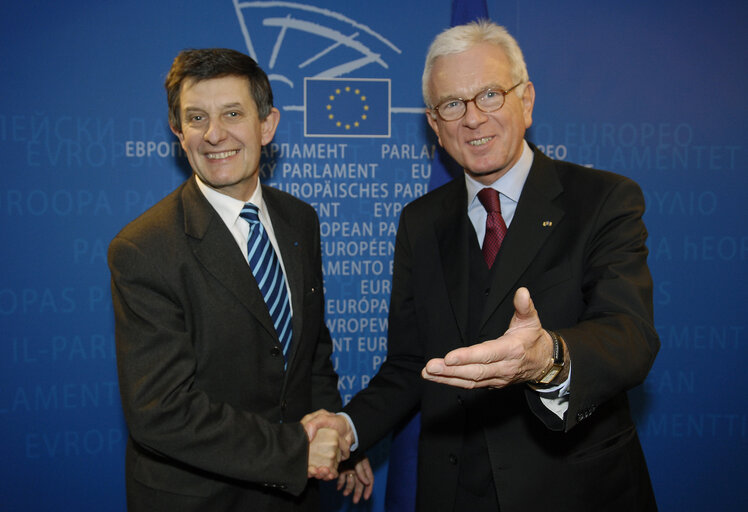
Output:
[304, 20, 658, 511]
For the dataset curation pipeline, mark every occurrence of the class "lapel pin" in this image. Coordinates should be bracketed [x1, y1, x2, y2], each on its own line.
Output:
[542, 221, 553, 227]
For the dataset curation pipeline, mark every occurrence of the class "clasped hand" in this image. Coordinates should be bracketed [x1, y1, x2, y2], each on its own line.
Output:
[301, 410, 374, 502]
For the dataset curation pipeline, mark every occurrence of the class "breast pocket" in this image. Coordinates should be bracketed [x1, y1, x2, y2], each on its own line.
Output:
[523, 259, 583, 325]
[526, 258, 573, 296]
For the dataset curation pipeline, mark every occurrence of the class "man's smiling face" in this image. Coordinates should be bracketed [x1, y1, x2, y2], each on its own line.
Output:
[426, 42, 535, 185]
[172, 75, 279, 201]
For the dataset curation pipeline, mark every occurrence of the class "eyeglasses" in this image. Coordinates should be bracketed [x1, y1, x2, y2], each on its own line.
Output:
[431, 82, 524, 121]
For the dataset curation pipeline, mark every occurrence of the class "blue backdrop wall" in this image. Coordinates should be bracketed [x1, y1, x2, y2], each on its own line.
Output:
[1, 1, 746, 510]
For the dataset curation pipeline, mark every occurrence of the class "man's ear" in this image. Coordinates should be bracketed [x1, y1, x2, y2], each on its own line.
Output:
[521, 81, 535, 129]
[170, 123, 185, 145]
[260, 107, 281, 146]
[425, 110, 443, 148]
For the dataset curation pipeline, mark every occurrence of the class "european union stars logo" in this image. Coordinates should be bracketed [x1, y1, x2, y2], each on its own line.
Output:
[305, 78, 390, 138]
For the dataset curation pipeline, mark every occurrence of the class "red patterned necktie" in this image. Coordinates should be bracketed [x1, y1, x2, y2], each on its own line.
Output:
[477, 188, 507, 269]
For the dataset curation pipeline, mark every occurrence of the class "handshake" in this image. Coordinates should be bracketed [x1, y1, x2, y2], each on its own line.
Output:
[301, 409, 373, 502]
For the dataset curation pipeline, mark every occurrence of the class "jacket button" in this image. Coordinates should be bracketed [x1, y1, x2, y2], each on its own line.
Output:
[449, 454, 458, 465]
[456, 395, 464, 406]
[270, 347, 281, 357]
[280, 400, 288, 411]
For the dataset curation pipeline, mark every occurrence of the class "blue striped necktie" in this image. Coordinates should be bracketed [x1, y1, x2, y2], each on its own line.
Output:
[240, 203, 293, 363]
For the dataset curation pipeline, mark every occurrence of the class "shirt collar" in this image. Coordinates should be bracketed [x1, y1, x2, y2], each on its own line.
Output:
[194, 175, 264, 226]
[465, 139, 534, 206]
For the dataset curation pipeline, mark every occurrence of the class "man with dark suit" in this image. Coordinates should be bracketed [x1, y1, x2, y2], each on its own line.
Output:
[108, 48, 372, 511]
[303, 21, 659, 511]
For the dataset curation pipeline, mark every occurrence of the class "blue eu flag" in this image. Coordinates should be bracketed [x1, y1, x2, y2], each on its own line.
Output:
[304, 78, 390, 137]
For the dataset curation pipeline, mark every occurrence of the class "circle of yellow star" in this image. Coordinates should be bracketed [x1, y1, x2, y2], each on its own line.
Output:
[325, 83, 370, 131]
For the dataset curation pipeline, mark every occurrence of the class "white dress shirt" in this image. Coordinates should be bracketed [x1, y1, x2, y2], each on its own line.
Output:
[195, 176, 293, 310]
[465, 141, 570, 419]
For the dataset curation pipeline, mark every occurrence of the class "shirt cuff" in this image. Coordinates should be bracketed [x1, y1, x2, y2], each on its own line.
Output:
[336, 412, 359, 452]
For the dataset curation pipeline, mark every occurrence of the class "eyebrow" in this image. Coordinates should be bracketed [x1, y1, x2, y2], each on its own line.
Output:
[182, 102, 245, 112]
[434, 83, 505, 105]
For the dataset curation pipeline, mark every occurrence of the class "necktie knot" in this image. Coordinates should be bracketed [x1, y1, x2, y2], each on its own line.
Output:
[240, 203, 260, 225]
[477, 188, 501, 213]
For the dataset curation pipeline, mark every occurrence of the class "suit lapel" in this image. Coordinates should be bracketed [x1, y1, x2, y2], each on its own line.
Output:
[181, 178, 278, 342]
[434, 180, 472, 347]
[481, 150, 565, 327]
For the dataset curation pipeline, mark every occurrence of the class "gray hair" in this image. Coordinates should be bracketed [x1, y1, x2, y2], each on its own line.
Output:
[422, 20, 529, 107]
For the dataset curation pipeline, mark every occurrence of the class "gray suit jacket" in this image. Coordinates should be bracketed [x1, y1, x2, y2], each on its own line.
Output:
[109, 176, 340, 511]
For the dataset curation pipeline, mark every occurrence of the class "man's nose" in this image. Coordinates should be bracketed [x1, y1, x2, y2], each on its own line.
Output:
[203, 118, 227, 144]
[462, 101, 488, 128]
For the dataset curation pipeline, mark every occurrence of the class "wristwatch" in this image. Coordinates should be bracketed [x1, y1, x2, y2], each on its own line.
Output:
[534, 330, 565, 385]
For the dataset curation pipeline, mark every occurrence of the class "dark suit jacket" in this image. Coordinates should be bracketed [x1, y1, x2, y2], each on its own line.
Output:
[344, 147, 659, 511]
[108, 177, 341, 511]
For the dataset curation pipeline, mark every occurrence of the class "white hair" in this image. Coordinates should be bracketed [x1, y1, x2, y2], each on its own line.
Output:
[422, 20, 530, 107]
